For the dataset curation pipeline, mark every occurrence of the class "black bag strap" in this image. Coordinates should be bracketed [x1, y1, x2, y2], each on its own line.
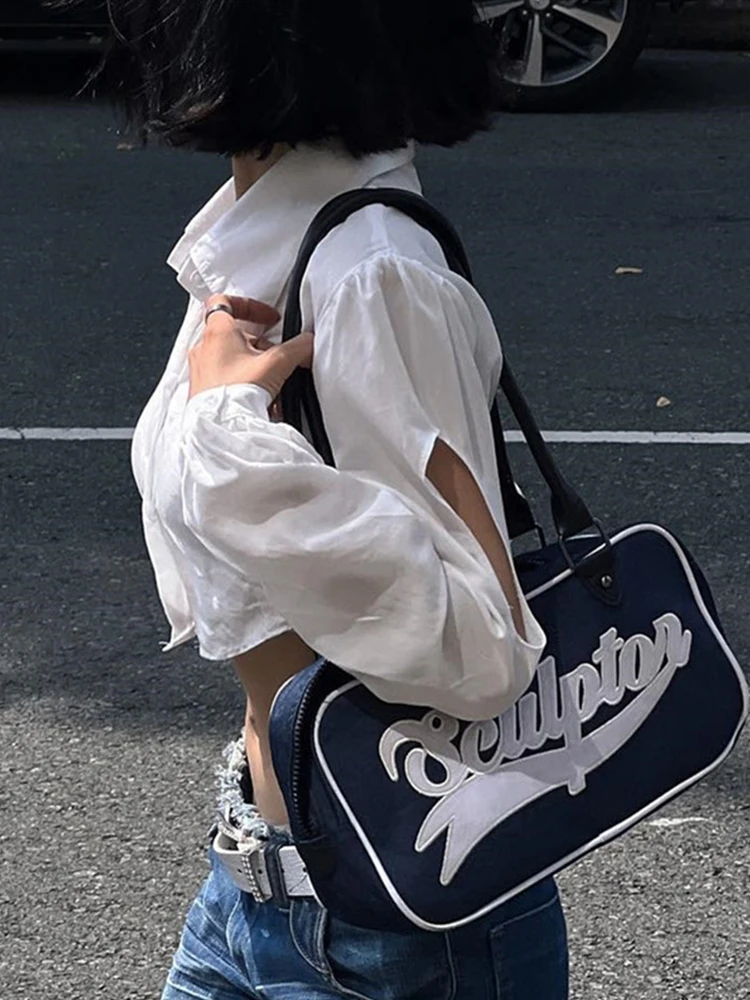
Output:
[279, 187, 594, 541]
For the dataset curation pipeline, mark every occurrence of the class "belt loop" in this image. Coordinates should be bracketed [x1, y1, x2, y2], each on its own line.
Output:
[263, 842, 290, 909]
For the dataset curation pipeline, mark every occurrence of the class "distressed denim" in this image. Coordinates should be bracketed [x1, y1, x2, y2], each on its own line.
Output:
[161, 846, 569, 1000]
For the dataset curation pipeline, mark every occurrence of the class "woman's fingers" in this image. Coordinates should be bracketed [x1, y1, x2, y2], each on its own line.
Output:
[231, 320, 273, 351]
[187, 329, 314, 400]
[274, 332, 314, 371]
[204, 293, 280, 327]
[250, 333, 315, 399]
[190, 294, 312, 402]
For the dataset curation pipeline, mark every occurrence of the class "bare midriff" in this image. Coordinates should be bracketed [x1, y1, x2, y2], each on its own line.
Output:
[233, 631, 318, 826]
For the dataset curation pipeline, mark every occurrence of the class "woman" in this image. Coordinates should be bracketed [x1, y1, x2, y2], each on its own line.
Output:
[106, 0, 570, 995]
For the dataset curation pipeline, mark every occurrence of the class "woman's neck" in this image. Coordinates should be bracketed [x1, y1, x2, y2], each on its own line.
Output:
[232, 144, 289, 200]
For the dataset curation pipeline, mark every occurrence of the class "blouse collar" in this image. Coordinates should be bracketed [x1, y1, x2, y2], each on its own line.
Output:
[166, 141, 418, 308]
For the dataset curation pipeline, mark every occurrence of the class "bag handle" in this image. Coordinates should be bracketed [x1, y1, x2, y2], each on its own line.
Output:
[279, 187, 594, 541]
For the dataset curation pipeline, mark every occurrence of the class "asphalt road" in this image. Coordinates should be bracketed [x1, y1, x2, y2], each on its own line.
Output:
[1, 50, 749, 1000]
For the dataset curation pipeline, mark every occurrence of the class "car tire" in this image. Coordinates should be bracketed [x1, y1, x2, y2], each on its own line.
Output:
[488, 0, 655, 112]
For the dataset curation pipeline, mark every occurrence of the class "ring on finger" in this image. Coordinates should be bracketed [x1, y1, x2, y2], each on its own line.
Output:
[205, 302, 235, 322]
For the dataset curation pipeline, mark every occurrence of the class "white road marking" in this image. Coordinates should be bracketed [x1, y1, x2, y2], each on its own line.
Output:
[1, 428, 749, 444]
[647, 817, 714, 829]
[0, 428, 135, 441]
[504, 430, 750, 445]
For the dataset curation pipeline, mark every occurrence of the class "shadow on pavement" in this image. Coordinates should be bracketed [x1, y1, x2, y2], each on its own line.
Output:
[618, 51, 750, 112]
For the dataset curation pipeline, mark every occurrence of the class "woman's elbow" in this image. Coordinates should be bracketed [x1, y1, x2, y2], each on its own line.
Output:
[366, 635, 541, 723]
[441, 635, 542, 722]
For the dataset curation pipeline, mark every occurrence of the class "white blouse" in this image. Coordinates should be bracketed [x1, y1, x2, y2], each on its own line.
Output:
[132, 141, 545, 721]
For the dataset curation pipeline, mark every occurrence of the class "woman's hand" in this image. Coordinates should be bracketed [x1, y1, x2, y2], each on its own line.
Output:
[188, 294, 313, 403]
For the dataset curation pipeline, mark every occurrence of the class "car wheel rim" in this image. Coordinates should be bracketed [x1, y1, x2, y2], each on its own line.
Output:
[477, 0, 628, 88]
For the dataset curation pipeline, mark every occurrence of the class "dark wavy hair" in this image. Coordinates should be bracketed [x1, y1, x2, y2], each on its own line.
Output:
[74, 0, 500, 157]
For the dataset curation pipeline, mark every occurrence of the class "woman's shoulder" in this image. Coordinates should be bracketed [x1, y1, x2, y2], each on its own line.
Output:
[302, 198, 461, 319]
[300, 200, 503, 392]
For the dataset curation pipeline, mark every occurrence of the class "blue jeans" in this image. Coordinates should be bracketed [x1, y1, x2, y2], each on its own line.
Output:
[161, 848, 569, 999]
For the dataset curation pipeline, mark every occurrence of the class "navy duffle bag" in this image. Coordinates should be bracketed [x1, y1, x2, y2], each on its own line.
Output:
[271, 189, 748, 932]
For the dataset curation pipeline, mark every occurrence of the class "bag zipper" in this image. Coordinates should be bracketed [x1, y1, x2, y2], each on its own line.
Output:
[289, 661, 329, 840]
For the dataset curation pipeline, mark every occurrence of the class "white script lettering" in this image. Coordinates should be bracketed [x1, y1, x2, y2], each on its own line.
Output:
[377, 613, 693, 884]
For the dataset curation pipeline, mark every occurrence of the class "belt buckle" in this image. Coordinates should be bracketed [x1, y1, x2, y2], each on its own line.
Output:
[238, 845, 272, 905]
[215, 812, 273, 904]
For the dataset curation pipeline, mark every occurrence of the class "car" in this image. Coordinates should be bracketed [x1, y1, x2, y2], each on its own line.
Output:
[477, 0, 662, 110]
[0, 1, 107, 50]
[3, 0, 664, 111]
